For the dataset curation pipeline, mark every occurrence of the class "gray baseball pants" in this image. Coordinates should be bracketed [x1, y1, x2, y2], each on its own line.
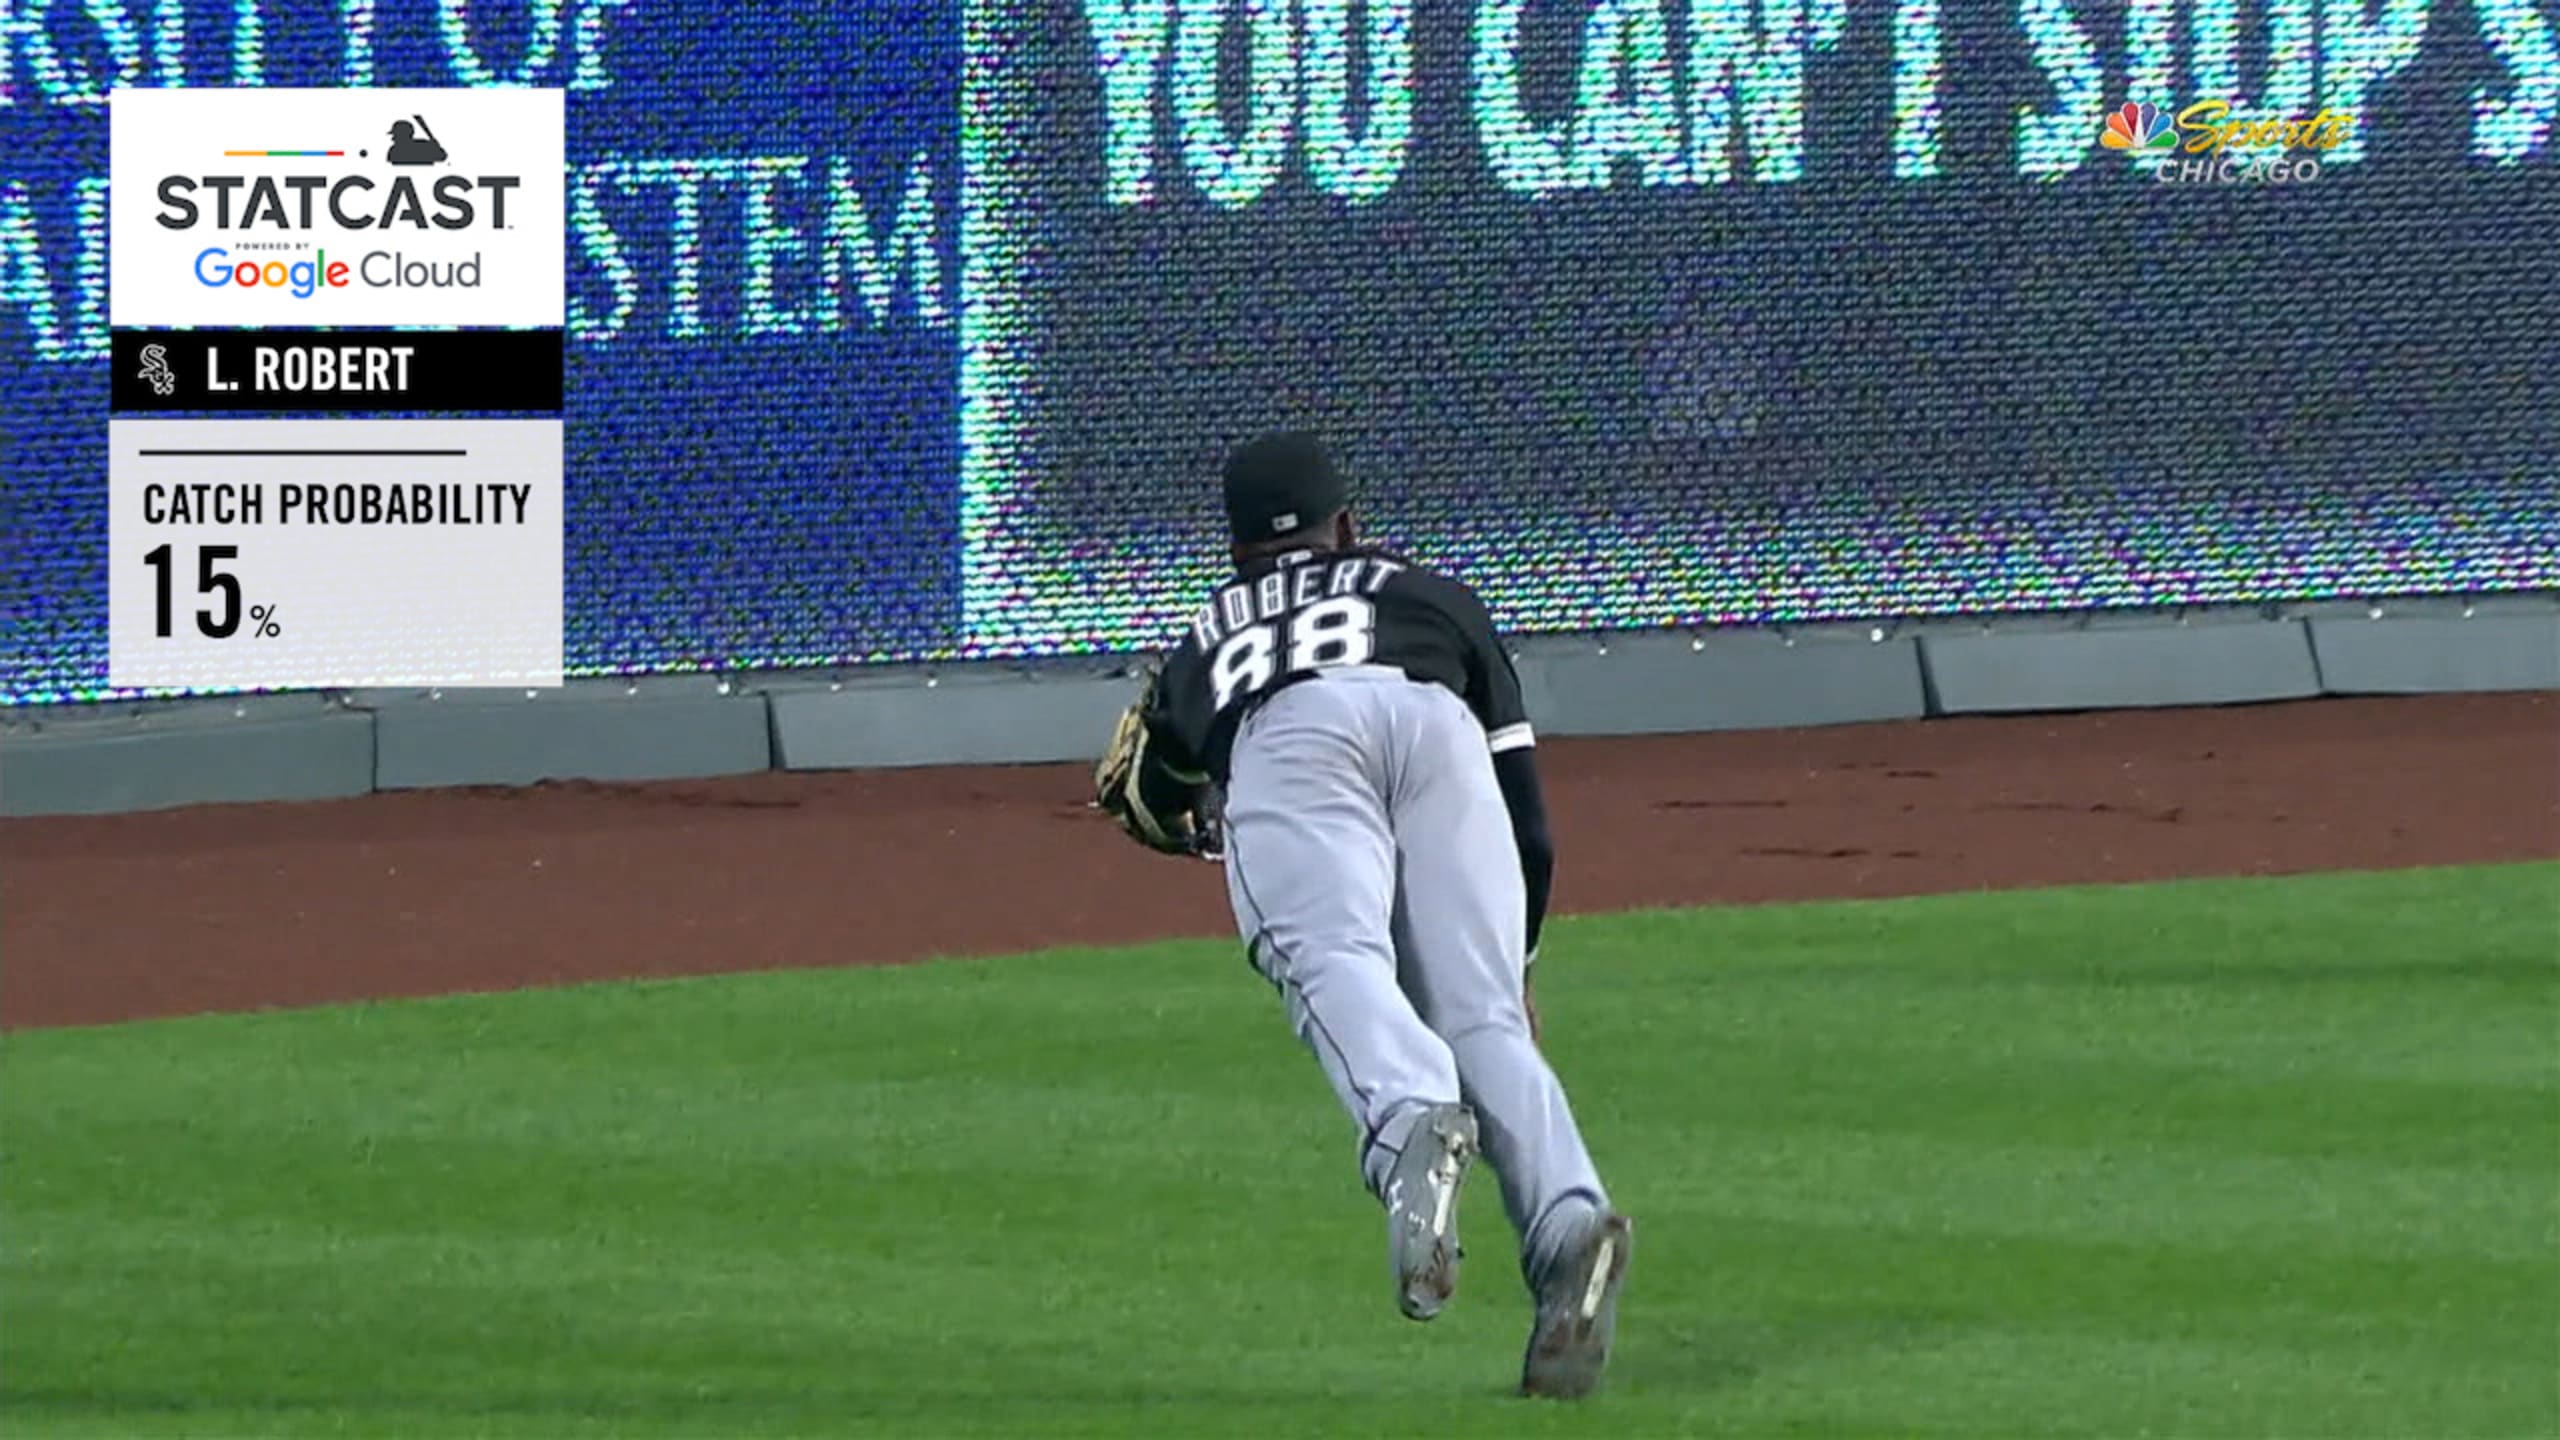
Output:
[1219, 664, 1610, 1279]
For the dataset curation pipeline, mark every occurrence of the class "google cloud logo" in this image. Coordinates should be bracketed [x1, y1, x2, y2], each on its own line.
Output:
[2102, 102, 2179, 153]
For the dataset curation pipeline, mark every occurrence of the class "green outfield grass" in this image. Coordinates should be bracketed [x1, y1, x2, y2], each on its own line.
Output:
[5, 863, 2556, 1438]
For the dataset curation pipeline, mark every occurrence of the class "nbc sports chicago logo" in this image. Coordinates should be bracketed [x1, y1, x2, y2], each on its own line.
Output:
[110, 87, 563, 330]
[2101, 99, 2357, 185]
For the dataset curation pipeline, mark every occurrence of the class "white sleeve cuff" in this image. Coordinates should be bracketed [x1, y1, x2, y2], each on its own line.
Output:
[1487, 722, 1535, 753]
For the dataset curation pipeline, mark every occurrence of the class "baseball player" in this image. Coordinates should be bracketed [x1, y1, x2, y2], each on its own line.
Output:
[1094, 431, 1631, 1399]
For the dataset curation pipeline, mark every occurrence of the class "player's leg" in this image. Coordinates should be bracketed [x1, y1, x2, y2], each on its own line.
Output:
[1382, 685, 1612, 1285]
[1221, 678, 1475, 1316]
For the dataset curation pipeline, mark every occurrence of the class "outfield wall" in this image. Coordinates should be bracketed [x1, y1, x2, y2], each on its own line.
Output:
[7, 3, 2557, 717]
[6, 593, 2553, 818]
[7, 6, 2553, 817]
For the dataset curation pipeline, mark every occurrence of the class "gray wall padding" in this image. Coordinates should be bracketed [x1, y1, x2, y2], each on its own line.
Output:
[770, 665, 1143, 769]
[362, 680, 774, 789]
[2307, 615, 2560, 695]
[771, 634, 1928, 767]
[1515, 630, 1927, 735]
[1, 698, 374, 816]
[5, 600, 2548, 815]
[1920, 619, 2323, 714]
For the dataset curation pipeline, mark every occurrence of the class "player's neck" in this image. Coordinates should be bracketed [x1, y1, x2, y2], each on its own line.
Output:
[1239, 545, 1330, 576]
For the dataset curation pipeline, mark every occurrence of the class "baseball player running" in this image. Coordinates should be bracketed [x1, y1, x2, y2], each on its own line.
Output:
[1095, 431, 1632, 1399]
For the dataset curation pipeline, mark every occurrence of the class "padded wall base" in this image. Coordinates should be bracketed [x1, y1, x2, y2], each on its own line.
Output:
[360, 678, 774, 790]
[1920, 618, 2323, 714]
[5, 599, 2549, 814]
[2308, 614, 2560, 694]
[769, 662, 1145, 770]
[1, 696, 374, 817]
[1515, 628, 1927, 735]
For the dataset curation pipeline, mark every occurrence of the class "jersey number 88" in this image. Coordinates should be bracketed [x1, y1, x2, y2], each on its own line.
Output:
[1210, 595, 1377, 710]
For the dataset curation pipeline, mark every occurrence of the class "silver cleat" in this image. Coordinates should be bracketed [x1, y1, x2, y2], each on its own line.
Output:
[1520, 1209, 1633, 1400]
[1383, 1103, 1477, 1322]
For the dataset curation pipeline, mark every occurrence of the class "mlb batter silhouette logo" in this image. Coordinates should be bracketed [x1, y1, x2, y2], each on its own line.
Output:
[386, 117, 445, 166]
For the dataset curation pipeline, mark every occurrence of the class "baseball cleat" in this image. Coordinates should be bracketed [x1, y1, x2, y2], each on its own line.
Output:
[1384, 1103, 1477, 1322]
[1519, 1209, 1633, 1400]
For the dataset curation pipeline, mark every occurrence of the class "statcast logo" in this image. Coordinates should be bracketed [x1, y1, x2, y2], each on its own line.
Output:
[154, 114, 521, 233]
[192, 248, 482, 297]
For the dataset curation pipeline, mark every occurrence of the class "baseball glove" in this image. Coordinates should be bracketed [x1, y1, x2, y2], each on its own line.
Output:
[1094, 669, 1221, 860]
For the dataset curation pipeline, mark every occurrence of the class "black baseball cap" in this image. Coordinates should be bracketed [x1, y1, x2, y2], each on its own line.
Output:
[1222, 430, 1349, 544]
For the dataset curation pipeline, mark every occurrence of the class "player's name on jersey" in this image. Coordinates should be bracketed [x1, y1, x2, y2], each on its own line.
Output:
[1188, 551, 1407, 650]
[109, 328, 562, 414]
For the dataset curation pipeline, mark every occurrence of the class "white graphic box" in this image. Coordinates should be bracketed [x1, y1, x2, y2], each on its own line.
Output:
[111, 87, 564, 329]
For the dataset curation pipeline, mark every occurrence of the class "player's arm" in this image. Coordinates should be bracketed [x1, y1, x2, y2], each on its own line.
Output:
[1491, 748, 1554, 953]
[1492, 742, 1554, 1044]
[1094, 644, 1219, 858]
[1136, 650, 1213, 814]
[1133, 743, 1207, 817]
[1453, 587, 1555, 962]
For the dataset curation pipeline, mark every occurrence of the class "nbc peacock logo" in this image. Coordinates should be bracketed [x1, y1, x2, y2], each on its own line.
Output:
[2101, 102, 2178, 153]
